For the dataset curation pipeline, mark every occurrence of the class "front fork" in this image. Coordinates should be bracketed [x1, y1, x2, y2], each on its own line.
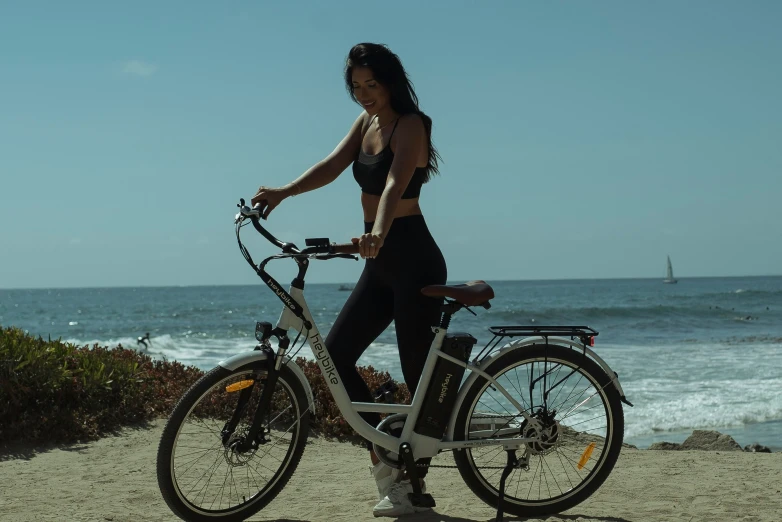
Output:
[221, 322, 290, 452]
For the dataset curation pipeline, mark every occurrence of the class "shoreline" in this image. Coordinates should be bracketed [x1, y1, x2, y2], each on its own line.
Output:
[10, 334, 782, 454]
[4, 324, 780, 455]
[2, 420, 781, 522]
[626, 419, 782, 452]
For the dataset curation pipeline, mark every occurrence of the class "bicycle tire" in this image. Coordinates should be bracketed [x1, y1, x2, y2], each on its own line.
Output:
[452, 344, 624, 517]
[157, 362, 310, 522]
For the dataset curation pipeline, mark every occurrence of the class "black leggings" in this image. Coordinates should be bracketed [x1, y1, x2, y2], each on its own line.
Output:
[325, 215, 447, 470]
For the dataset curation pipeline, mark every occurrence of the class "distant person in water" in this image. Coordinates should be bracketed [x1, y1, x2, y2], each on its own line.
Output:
[137, 332, 151, 349]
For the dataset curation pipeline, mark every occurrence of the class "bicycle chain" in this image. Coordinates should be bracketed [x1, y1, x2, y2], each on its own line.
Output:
[428, 463, 509, 469]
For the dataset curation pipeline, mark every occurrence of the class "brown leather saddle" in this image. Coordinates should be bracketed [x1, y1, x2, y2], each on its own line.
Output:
[421, 280, 494, 308]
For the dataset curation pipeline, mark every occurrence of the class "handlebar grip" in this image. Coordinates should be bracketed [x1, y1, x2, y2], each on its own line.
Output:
[331, 242, 359, 254]
[252, 201, 268, 219]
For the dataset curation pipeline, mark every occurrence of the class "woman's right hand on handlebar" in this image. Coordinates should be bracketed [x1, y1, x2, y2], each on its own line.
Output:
[251, 186, 289, 219]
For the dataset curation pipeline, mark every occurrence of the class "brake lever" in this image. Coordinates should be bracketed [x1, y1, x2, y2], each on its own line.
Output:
[235, 199, 245, 223]
[235, 198, 262, 223]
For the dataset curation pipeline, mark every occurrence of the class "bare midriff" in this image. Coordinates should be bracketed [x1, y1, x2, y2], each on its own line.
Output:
[360, 192, 423, 222]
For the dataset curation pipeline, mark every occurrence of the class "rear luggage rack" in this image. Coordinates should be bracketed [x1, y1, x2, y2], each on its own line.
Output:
[474, 325, 599, 363]
[488, 325, 598, 338]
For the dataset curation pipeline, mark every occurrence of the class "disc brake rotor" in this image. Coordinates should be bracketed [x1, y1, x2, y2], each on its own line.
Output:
[521, 410, 560, 455]
[224, 431, 260, 466]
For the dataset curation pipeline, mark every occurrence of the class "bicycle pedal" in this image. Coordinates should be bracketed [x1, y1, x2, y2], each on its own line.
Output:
[408, 493, 436, 508]
[373, 379, 398, 403]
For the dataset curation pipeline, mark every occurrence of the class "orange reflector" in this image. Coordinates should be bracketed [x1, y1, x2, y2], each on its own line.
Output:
[225, 379, 254, 393]
[577, 442, 596, 470]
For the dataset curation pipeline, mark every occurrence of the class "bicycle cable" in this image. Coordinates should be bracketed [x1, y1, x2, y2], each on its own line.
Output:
[285, 324, 308, 362]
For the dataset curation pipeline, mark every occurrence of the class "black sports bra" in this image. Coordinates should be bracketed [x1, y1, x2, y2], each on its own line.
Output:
[352, 118, 427, 199]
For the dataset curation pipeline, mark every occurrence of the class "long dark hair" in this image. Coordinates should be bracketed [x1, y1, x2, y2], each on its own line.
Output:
[344, 43, 441, 181]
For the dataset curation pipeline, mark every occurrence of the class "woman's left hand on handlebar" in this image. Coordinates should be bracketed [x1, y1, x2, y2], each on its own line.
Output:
[251, 186, 287, 219]
[352, 233, 384, 259]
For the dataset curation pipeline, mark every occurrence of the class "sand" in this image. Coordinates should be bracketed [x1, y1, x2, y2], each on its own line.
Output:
[1, 421, 781, 522]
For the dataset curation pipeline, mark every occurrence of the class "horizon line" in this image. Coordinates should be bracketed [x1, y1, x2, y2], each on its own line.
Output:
[2, 273, 781, 292]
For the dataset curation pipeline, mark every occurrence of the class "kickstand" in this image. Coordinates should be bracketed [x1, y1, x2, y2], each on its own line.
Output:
[496, 449, 519, 522]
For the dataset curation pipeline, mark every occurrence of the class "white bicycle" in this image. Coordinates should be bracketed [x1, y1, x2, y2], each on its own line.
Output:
[156, 200, 633, 521]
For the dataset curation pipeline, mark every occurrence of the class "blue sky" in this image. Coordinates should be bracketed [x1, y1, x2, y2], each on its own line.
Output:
[1, 1, 780, 288]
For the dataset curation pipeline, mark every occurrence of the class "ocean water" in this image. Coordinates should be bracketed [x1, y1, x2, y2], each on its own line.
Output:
[2, 276, 781, 450]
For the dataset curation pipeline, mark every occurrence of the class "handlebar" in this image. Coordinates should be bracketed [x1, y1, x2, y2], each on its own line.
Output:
[331, 242, 360, 255]
[235, 198, 359, 257]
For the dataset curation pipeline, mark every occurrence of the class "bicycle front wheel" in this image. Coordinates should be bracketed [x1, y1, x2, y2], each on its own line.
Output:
[452, 344, 624, 517]
[157, 362, 310, 522]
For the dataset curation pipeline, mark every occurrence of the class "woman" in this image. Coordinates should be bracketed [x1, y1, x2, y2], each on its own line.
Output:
[252, 43, 446, 518]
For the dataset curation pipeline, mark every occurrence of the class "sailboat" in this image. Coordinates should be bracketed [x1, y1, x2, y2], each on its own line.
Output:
[663, 255, 678, 284]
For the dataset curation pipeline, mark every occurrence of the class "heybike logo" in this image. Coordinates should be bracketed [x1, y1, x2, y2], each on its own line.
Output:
[310, 333, 339, 385]
[266, 279, 297, 311]
[438, 373, 453, 404]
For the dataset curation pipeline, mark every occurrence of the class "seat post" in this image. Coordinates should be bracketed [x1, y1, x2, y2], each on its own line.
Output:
[440, 311, 452, 329]
[438, 300, 462, 329]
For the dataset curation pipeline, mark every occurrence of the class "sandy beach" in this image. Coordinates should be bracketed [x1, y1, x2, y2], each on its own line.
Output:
[1, 421, 781, 522]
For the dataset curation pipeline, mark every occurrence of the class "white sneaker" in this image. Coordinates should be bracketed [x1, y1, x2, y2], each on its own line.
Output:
[372, 479, 431, 518]
[370, 462, 401, 500]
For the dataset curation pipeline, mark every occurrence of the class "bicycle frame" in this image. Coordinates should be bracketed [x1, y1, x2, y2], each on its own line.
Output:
[220, 282, 547, 461]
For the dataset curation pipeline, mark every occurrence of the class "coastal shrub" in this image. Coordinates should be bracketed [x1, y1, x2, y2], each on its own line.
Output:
[0, 326, 203, 443]
[0, 326, 408, 445]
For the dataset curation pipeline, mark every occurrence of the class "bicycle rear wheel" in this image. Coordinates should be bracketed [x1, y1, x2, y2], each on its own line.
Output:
[157, 362, 310, 522]
[452, 344, 624, 517]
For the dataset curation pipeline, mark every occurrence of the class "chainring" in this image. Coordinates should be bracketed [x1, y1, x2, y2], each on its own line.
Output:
[372, 413, 407, 469]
